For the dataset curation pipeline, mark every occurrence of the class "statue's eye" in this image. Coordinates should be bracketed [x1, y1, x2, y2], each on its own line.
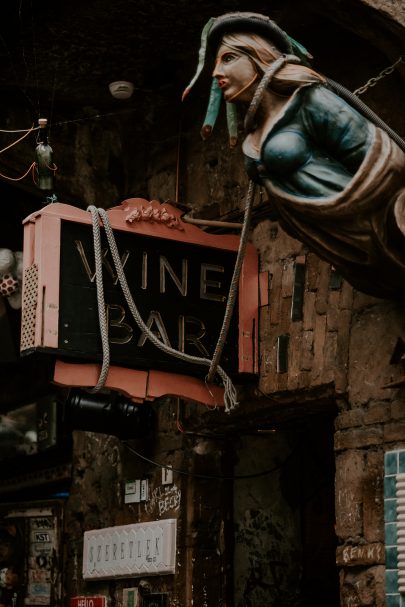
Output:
[222, 53, 237, 63]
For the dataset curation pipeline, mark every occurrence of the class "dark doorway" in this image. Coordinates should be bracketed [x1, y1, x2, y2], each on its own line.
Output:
[233, 411, 338, 607]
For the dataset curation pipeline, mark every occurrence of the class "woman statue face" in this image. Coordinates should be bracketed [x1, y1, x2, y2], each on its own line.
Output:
[212, 43, 259, 103]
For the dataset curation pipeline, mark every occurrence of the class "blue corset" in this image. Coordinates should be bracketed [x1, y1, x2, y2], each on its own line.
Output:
[245, 84, 373, 199]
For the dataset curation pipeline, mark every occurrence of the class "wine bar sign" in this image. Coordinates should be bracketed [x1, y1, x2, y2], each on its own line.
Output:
[20, 199, 258, 406]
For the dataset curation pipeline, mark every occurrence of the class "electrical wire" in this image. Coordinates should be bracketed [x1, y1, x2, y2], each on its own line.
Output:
[48, 66, 58, 140]
[0, 126, 40, 133]
[0, 110, 140, 134]
[18, 0, 38, 114]
[29, 0, 40, 117]
[0, 28, 36, 112]
[52, 107, 140, 127]
[0, 106, 176, 136]
[0, 161, 36, 182]
[122, 441, 293, 480]
[0, 124, 35, 154]
[0, 123, 45, 183]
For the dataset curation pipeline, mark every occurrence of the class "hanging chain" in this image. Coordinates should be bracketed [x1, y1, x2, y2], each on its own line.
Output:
[354, 56, 404, 96]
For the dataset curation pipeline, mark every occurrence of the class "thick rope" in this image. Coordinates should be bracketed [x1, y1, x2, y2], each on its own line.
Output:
[244, 54, 301, 133]
[326, 77, 405, 154]
[87, 206, 241, 412]
[207, 180, 256, 382]
[87, 205, 111, 391]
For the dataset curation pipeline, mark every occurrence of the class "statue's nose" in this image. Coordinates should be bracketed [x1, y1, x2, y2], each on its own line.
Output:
[212, 64, 223, 78]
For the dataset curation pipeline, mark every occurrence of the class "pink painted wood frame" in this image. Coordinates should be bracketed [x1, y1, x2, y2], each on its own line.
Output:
[21, 198, 259, 406]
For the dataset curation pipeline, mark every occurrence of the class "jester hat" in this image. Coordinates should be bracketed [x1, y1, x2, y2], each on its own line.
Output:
[182, 12, 313, 146]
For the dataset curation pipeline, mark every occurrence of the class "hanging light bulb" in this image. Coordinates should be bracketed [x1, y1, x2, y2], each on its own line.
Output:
[35, 118, 54, 191]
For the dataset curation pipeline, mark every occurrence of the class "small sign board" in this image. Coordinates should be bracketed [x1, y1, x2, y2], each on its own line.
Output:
[70, 597, 107, 607]
[82, 519, 176, 579]
[125, 480, 141, 504]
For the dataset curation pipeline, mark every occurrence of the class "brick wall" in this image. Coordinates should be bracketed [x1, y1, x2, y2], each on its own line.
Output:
[253, 215, 405, 606]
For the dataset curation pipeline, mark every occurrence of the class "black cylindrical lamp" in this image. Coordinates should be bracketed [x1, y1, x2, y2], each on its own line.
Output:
[64, 389, 155, 440]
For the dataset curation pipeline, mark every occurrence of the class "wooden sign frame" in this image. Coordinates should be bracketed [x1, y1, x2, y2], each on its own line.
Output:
[20, 198, 258, 406]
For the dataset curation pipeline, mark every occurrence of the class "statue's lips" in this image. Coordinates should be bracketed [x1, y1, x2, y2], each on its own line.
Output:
[217, 79, 228, 89]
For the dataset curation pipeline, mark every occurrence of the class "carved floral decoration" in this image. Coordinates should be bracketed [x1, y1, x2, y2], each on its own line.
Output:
[125, 206, 184, 230]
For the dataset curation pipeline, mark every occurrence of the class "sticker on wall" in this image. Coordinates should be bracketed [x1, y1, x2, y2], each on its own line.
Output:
[27, 515, 58, 605]
[0, 502, 62, 607]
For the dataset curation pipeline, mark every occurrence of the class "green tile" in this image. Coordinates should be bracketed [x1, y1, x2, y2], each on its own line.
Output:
[386, 546, 398, 569]
[385, 499, 397, 522]
[386, 451, 399, 475]
[386, 523, 398, 545]
[385, 476, 397, 498]
[399, 450, 405, 473]
[387, 595, 400, 607]
[386, 570, 399, 594]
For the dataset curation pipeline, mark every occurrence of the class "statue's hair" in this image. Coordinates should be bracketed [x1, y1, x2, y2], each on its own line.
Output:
[221, 33, 325, 94]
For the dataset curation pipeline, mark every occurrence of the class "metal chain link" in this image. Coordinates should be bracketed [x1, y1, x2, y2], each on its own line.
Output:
[354, 56, 404, 96]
